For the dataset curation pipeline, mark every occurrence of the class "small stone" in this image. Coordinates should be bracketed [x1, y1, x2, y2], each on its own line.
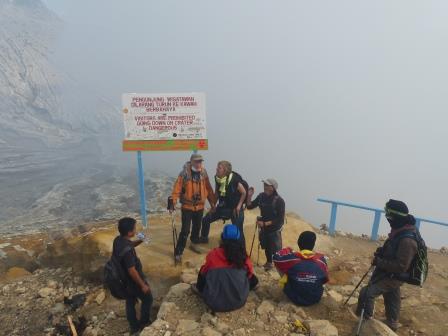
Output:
[107, 311, 116, 320]
[50, 303, 65, 315]
[304, 320, 338, 336]
[201, 312, 217, 325]
[39, 287, 55, 298]
[327, 290, 344, 303]
[15, 287, 26, 294]
[166, 283, 191, 299]
[180, 271, 197, 284]
[202, 327, 222, 336]
[257, 300, 275, 315]
[175, 319, 199, 334]
[215, 322, 230, 334]
[233, 328, 246, 336]
[95, 290, 106, 305]
[157, 301, 177, 320]
[47, 280, 58, 289]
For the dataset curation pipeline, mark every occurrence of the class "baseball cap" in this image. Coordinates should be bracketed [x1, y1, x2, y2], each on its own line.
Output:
[262, 178, 278, 190]
[190, 153, 204, 162]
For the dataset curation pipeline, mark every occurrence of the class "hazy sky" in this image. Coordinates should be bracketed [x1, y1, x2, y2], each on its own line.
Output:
[43, 0, 448, 247]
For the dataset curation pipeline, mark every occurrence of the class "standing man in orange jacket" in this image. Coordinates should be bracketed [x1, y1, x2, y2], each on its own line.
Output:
[169, 154, 216, 263]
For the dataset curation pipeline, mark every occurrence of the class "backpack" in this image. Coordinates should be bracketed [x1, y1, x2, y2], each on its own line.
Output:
[392, 230, 428, 287]
[228, 172, 249, 206]
[104, 246, 132, 300]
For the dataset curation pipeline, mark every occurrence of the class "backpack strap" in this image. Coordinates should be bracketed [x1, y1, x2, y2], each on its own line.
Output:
[118, 246, 133, 259]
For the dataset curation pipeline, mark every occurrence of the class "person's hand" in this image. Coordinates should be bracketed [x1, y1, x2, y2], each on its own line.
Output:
[136, 232, 145, 241]
[209, 206, 216, 214]
[257, 220, 264, 228]
[248, 187, 255, 198]
[234, 205, 242, 218]
[141, 284, 151, 294]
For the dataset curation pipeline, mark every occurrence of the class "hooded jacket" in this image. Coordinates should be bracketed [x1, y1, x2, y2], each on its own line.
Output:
[171, 162, 216, 211]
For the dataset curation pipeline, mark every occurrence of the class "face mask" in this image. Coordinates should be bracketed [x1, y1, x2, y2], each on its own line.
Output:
[191, 166, 200, 172]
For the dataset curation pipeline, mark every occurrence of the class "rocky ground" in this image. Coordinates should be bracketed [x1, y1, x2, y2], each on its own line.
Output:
[0, 212, 447, 336]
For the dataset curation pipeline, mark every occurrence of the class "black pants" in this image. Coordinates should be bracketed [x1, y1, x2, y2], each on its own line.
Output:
[126, 286, 153, 332]
[259, 230, 282, 263]
[356, 277, 402, 321]
[175, 209, 204, 255]
[201, 208, 245, 239]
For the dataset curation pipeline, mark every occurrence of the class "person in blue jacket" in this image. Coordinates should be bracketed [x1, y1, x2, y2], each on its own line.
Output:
[273, 231, 329, 306]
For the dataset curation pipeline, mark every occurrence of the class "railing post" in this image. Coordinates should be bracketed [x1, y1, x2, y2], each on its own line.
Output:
[415, 218, 421, 230]
[371, 210, 381, 241]
[329, 203, 338, 236]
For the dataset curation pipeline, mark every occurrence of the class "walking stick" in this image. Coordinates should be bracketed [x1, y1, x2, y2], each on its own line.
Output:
[167, 197, 178, 265]
[343, 265, 374, 306]
[249, 221, 258, 258]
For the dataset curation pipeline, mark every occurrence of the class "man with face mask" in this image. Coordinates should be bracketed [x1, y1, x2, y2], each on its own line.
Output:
[355, 199, 418, 332]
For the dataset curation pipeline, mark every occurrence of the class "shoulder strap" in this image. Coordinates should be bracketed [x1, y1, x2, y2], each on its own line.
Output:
[392, 231, 419, 252]
[118, 245, 133, 258]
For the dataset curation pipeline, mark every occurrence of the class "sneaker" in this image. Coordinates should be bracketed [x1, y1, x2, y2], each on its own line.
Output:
[198, 237, 209, 244]
[263, 262, 274, 271]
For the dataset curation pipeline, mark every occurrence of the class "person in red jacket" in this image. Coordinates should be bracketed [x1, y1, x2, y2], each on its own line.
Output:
[193, 224, 259, 312]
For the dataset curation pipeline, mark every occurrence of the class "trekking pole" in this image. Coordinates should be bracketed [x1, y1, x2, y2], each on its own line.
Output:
[355, 266, 376, 336]
[249, 221, 258, 258]
[167, 197, 178, 265]
[343, 265, 374, 306]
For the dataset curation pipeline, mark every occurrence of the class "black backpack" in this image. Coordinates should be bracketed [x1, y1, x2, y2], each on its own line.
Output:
[392, 230, 428, 287]
[104, 246, 132, 300]
[229, 172, 249, 204]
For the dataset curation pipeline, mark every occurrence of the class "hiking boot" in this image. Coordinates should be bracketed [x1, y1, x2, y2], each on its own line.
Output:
[384, 319, 401, 331]
[174, 255, 182, 264]
[198, 237, 209, 244]
[263, 262, 274, 271]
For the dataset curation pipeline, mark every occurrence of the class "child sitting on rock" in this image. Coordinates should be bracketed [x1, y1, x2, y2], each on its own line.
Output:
[273, 231, 329, 306]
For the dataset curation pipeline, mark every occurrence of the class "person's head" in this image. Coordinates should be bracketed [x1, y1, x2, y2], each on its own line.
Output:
[262, 178, 278, 196]
[220, 224, 246, 268]
[385, 199, 413, 229]
[118, 217, 137, 238]
[298, 231, 316, 251]
[216, 160, 232, 178]
[190, 153, 204, 172]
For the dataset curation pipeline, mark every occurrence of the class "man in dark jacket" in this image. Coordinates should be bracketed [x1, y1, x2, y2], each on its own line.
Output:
[200, 161, 247, 242]
[356, 199, 418, 332]
[273, 231, 329, 306]
[247, 178, 285, 270]
[112, 217, 153, 334]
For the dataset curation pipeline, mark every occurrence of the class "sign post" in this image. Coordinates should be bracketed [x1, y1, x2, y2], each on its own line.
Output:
[122, 92, 208, 228]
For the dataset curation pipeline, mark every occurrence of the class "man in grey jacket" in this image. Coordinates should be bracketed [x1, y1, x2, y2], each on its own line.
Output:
[356, 199, 418, 331]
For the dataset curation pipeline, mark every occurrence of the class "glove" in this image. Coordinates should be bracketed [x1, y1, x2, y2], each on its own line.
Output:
[137, 232, 145, 241]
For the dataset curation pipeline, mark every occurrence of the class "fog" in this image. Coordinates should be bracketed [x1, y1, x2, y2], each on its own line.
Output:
[43, 0, 448, 247]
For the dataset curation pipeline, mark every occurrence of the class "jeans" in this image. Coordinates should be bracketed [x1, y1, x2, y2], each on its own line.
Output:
[201, 208, 245, 239]
[126, 287, 153, 332]
[356, 277, 402, 321]
[259, 230, 282, 263]
[175, 209, 204, 255]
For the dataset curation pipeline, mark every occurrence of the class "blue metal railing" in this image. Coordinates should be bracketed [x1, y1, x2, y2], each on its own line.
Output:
[317, 198, 448, 240]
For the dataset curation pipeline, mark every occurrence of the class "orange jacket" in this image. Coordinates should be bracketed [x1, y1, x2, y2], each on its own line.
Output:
[171, 162, 216, 211]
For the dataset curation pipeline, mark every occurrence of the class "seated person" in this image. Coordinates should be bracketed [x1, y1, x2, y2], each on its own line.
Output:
[273, 231, 328, 306]
[194, 224, 258, 312]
